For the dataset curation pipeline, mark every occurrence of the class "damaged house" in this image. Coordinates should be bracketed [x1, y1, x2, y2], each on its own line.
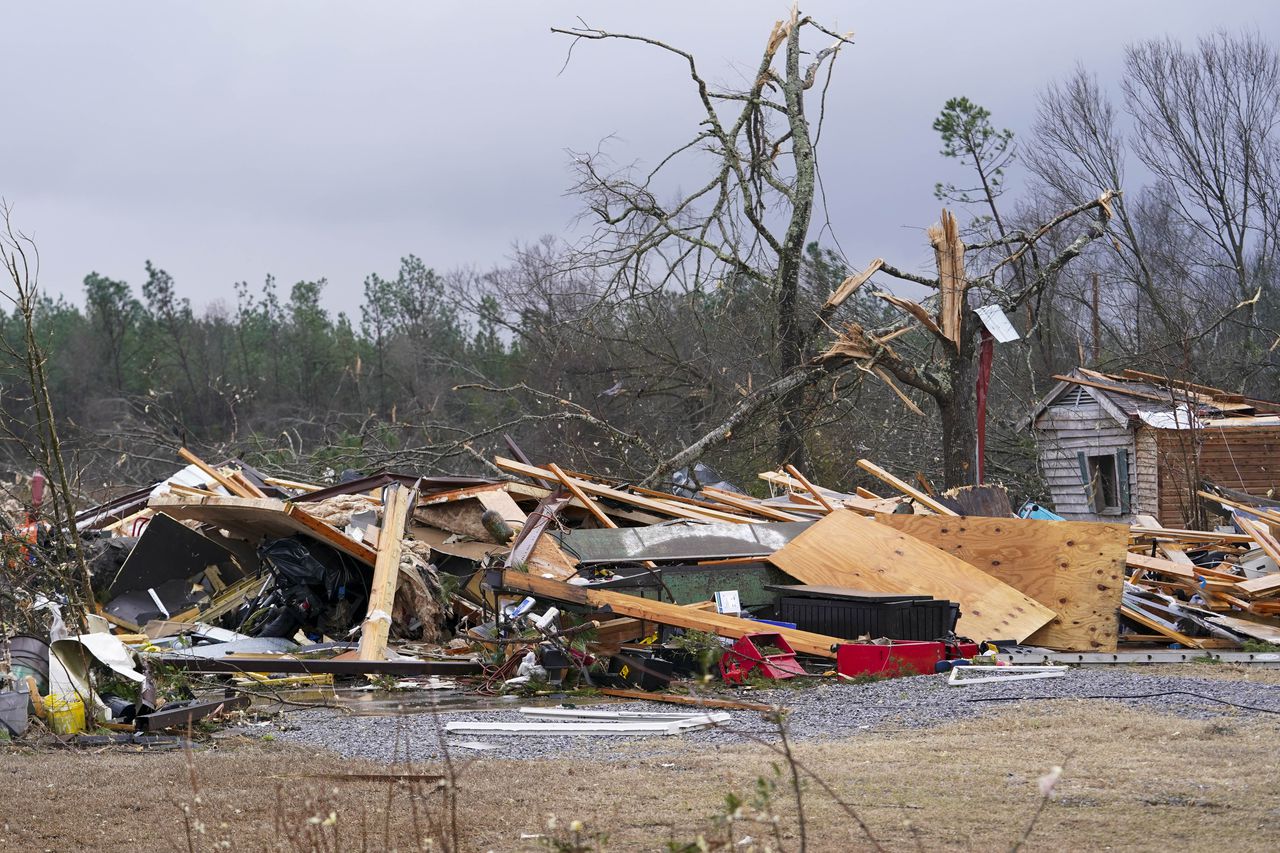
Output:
[1026, 368, 1280, 526]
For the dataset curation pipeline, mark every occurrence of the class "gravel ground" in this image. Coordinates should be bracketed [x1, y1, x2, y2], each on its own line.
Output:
[270, 668, 1280, 763]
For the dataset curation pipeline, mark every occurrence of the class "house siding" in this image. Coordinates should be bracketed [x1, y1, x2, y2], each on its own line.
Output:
[1033, 401, 1137, 521]
[1155, 425, 1280, 527]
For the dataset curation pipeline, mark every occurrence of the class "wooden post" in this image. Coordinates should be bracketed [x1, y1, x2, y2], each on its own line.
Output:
[1091, 272, 1101, 364]
[357, 483, 413, 661]
[179, 447, 262, 498]
[783, 464, 836, 512]
[855, 459, 958, 516]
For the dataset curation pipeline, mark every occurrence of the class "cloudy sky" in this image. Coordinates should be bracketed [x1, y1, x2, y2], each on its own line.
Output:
[4, 2, 1275, 317]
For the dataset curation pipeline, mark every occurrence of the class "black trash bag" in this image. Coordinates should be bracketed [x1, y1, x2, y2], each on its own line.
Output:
[255, 536, 368, 640]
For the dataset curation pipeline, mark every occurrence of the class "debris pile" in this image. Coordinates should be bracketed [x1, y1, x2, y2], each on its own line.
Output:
[2, 437, 1279, 742]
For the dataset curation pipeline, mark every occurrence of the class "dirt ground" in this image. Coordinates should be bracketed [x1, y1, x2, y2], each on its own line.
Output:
[2, 696, 1279, 852]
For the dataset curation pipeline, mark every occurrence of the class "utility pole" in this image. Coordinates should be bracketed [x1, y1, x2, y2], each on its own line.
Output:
[1091, 273, 1101, 364]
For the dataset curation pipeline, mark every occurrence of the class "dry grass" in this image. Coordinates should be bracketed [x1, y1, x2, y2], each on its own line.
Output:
[2, 702, 1278, 852]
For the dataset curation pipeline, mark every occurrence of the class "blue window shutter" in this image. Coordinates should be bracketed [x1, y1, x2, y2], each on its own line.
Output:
[1076, 451, 1099, 513]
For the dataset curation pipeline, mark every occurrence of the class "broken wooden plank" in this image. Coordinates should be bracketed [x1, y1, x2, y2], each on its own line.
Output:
[495, 457, 730, 523]
[491, 569, 842, 658]
[767, 511, 1055, 642]
[784, 465, 835, 512]
[1119, 605, 1204, 648]
[178, 448, 258, 499]
[699, 487, 808, 522]
[358, 483, 413, 661]
[855, 459, 958, 516]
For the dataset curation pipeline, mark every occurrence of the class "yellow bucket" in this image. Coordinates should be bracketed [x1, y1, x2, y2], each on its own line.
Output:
[43, 693, 86, 735]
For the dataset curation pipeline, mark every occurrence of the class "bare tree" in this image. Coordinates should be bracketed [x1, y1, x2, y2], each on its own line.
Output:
[553, 9, 855, 471]
[546, 11, 1117, 489]
[1026, 32, 1280, 393]
[0, 201, 95, 624]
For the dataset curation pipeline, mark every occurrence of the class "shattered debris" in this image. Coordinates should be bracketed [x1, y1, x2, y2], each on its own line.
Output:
[2, 426, 1279, 747]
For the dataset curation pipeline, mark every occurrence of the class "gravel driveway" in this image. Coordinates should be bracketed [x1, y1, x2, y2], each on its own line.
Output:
[270, 668, 1280, 763]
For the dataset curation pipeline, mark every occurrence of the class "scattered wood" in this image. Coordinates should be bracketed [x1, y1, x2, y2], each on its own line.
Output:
[855, 459, 958, 516]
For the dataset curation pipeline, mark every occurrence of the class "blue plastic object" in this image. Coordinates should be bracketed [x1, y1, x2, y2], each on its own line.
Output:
[1018, 501, 1065, 521]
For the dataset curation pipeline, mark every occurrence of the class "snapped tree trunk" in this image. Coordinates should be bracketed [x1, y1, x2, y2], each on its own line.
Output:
[937, 311, 979, 488]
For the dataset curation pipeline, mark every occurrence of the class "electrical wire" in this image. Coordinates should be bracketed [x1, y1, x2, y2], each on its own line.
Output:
[966, 690, 1280, 715]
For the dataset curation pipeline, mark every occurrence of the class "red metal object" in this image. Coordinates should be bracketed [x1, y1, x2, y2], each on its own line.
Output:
[975, 328, 994, 485]
[30, 470, 45, 511]
[720, 632, 806, 683]
[835, 641, 948, 679]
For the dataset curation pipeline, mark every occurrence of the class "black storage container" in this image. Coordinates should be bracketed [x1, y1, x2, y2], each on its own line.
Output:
[770, 586, 957, 641]
[607, 651, 675, 690]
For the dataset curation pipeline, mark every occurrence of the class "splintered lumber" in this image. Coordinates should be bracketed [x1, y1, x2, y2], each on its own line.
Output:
[874, 514, 1126, 651]
[284, 502, 378, 564]
[767, 511, 1056, 643]
[855, 459, 958, 516]
[358, 483, 413, 661]
[930, 208, 965, 348]
[1127, 525, 1257, 544]
[495, 457, 735, 523]
[491, 569, 842, 658]
[1120, 605, 1204, 648]
[178, 447, 263, 499]
[757, 471, 905, 515]
[1125, 552, 1197, 581]
[700, 487, 808, 522]
[1236, 515, 1280, 566]
[1197, 490, 1280, 525]
[822, 258, 883, 310]
[784, 465, 835, 512]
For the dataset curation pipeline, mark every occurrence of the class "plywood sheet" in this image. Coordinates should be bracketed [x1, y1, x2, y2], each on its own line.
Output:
[766, 511, 1056, 643]
[874, 514, 1127, 652]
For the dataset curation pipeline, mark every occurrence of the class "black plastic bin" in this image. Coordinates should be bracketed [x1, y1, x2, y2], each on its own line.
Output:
[770, 586, 957, 641]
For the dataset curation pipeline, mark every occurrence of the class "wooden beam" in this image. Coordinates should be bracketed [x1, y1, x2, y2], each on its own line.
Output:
[1120, 605, 1204, 648]
[1125, 552, 1197, 581]
[699, 487, 808, 522]
[492, 570, 842, 658]
[784, 465, 835, 512]
[179, 447, 257, 499]
[855, 459, 958, 516]
[284, 502, 378, 565]
[494, 457, 730, 522]
[358, 483, 413, 661]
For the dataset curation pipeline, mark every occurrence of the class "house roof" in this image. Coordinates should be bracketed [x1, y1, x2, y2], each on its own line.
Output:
[1025, 367, 1280, 431]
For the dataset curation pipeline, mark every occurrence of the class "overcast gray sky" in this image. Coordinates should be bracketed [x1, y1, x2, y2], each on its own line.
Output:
[4, 1, 1275, 317]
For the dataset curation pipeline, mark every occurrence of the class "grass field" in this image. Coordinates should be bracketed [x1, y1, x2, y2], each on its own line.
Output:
[2, 694, 1279, 852]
